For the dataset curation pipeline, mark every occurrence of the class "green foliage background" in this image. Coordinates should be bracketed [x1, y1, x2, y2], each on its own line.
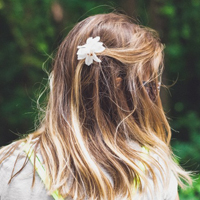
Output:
[0, 0, 200, 198]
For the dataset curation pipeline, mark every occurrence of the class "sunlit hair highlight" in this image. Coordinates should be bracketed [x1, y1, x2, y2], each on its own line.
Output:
[0, 13, 192, 200]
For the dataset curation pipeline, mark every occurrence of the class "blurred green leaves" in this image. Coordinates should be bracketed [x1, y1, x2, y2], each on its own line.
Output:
[159, 5, 175, 17]
[179, 174, 200, 200]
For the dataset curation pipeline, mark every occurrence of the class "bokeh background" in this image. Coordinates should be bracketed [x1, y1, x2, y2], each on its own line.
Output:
[0, 0, 200, 199]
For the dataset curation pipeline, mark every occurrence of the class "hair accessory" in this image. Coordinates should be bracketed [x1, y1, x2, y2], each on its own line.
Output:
[77, 36, 105, 66]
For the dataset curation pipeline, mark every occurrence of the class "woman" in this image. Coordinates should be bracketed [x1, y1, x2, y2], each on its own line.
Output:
[0, 13, 191, 200]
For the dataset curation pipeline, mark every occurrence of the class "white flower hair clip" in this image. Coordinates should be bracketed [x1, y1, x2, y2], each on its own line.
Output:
[77, 36, 105, 66]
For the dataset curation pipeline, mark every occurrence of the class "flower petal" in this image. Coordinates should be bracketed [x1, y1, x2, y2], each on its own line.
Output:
[85, 55, 93, 66]
[94, 45, 105, 53]
[86, 37, 93, 44]
[77, 48, 87, 54]
[92, 53, 101, 63]
[77, 44, 87, 48]
[78, 54, 87, 60]
[93, 36, 100, 42]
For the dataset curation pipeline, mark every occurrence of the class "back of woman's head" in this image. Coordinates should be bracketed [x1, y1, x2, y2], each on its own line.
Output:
[49, 13, 166, 146]
[2, 13, 191, 200]
[39, 13, 177, 199]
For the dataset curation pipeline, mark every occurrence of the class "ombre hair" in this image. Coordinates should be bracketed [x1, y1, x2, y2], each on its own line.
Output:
[0, 13, 191, 199]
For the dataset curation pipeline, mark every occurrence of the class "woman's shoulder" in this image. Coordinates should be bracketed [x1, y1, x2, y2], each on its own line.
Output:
[128, 140, 178, 200]
[0, 142, 53, 200]
[147, 148, 178, 200]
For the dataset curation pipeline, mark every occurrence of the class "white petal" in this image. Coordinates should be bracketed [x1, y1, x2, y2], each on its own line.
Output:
[77, 54, 86, 60]
[94, 45, 105, 53]
[77, 48, 87, 55]
[96, 42, 103, 46]
[93, 36, 100, 42]
[86, 37, 93, 44]
[77, 44, 87, 48]
[92, 53, 101, 63]
[85, 55, 93, 66]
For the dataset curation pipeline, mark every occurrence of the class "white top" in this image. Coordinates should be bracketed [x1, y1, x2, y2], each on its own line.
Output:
[0, 142, 178, 200]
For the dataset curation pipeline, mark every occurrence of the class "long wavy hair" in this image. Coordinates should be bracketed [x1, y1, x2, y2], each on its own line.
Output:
[0, 13, 191, 199]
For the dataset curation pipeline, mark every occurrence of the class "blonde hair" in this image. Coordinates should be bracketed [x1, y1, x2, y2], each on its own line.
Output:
[0, 13, 192, 199]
